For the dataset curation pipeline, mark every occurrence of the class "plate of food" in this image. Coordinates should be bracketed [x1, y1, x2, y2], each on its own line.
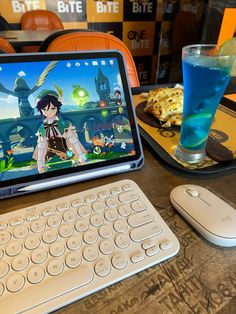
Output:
[134, 85, 236, 172]
[135, 87, 183, 130]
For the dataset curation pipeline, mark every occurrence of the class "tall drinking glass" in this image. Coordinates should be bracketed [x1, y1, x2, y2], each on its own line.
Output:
[175, 44, 235, 164]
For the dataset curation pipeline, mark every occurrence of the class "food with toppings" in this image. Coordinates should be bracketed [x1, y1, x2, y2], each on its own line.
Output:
[144, 87, 183, 127]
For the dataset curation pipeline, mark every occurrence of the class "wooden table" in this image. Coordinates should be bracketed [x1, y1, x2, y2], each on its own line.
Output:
[0, 30, 58, 48]
[1, 145, 236, 314]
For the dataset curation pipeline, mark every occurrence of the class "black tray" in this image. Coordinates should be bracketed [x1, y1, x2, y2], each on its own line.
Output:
[132, 87, 236, 175]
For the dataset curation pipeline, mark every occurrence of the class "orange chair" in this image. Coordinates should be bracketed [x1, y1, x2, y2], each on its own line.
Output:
[21, 9, 64, 52]
[40, 30, 140, 87]
[0, 36, 16, 53]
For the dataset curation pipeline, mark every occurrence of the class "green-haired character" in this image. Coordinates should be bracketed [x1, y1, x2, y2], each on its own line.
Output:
[33, 89, 87, 174]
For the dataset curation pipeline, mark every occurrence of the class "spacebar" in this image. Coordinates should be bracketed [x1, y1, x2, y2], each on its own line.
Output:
[2, 266, 94, 314]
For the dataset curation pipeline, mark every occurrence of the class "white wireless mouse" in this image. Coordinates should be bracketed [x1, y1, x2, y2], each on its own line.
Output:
[170, 184, 236, 247]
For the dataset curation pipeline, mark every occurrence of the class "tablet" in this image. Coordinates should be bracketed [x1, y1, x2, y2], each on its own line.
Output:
[0, 50, 143, 198]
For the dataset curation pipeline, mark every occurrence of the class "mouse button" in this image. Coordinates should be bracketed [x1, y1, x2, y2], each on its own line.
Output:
[186, 189, 199, 197]
[207, 218, 236, 238]
[201, 190, 235, 211]
[200, 206, 236, 237]
[170, 186, 191, 203]
[215, 211, 236, 238]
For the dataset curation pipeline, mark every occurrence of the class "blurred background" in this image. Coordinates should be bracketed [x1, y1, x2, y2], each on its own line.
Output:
[0, 0, 235, 85]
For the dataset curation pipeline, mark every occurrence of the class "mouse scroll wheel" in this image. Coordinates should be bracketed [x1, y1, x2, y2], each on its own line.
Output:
[186, 189, 199, 197]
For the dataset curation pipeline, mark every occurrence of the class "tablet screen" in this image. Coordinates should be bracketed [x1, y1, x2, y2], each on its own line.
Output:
[0, 51, 143, 197]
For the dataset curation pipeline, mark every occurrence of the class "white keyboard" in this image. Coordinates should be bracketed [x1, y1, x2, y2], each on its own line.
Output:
[0, 179, 179, 313]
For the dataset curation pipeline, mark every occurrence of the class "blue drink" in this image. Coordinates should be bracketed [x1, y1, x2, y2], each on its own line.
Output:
[175, 45, 233, 164]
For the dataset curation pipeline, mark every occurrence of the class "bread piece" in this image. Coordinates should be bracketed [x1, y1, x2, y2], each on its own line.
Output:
[145, 87, 183, 127]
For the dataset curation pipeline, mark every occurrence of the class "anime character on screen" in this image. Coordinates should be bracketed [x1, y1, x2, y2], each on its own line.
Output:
[0, 61, 58, 117]
[114, 88, 122, 106]
[33, 89, 87, 174]
[114, 88, 124, 115]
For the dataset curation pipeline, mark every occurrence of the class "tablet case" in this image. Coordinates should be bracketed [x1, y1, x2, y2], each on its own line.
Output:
[0, 51, 144, 198]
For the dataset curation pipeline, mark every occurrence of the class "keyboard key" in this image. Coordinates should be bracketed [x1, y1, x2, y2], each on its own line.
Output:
[130, 222, 162, 242]
[30, 220, 45, 233]
[0, 230, 11, 245]
[119, 191, 139, 203]
[24, 235, 40, 250]
[83, 230, 98, 244]
[66, 252, 82, 268]
[160, 239, 173, 250]
[146, 246, 160, 257]
[41, 207, 55, 217]
[57, 203, 70, 212]
[78, 205, 92, 217]
[97, 190, 110, 199]
[128, 211, 153, 227]
[9, 216, 24, 226]
[130, 251, 145, 263]
[90, 214, 104, 227]
[141, 239, 155, 250]
[59, 224, 74, 238]
[11, 254, 29, 271]
[13, 225, 29, 239]
[27, 265, 45, 284]
[131, 200, 147, 212]
[115, 234, 130, 249]
[67, 236, 82, 251]
[84, 194, 97, 203]
[113, 219, 128, 233]
[110, 187, 122, 195]
[47, 259, 64, 276]
[26, 212, 40, 221]
[49, 242, 65, 257]
[105, 197, 118, 208]
[83, 245, 99, 262]
[71, 198, 83, 208]
[63, 210, 76, 223]
[118, 204, 132, 217]
[122, 183, 133, 191]
[99, 225, 113, 238]
[92, 201, 105, 212]
[42, 230, 57, 244]
[75, 220, 89, 232]
[47, 215, 62, 228]
[31, 248, 48, 264]
[104, 209, 118, 222]
[6, 273, 25, 292]
[112, 253, 128, 270]
[99, 239, 115, 255]
[5, 241, 23, 256]
[95, 258, 111, 277]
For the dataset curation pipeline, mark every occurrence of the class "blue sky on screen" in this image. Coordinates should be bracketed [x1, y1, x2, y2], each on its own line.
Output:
[0, 57, 123, 119]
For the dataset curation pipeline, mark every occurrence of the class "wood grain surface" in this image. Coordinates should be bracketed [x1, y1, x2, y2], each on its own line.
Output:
[1, 146, 236, 314]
